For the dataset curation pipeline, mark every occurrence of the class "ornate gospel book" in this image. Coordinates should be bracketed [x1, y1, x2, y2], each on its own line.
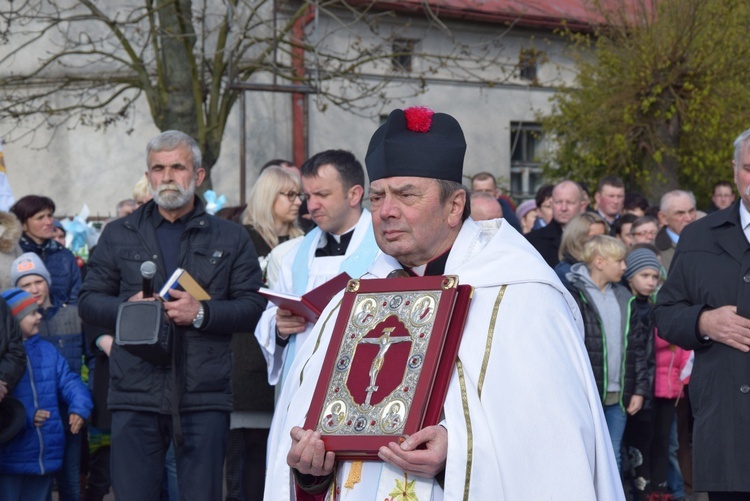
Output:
[304, 275, 473, 459]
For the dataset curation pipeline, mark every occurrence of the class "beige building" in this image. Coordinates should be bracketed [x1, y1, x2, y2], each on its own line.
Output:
[1, 1, 599, 216]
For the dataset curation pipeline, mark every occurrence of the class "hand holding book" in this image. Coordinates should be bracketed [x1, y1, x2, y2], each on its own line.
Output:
[259, 272, 350, 323]
[159, 268, 211, 301]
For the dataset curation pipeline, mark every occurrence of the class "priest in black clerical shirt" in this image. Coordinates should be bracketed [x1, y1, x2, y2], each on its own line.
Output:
[254, 149, 382, 388]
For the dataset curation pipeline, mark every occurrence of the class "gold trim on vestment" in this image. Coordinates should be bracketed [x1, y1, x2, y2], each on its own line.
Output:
[344, 460, 363, 488]
[477, 285, 506, 399]
[300, 299, 342, 385]
[457, 358, 472, 501]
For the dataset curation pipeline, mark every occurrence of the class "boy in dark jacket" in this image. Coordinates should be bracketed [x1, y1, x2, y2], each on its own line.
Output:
[0, 288, 92, 501]
[567, 235, 649, 473]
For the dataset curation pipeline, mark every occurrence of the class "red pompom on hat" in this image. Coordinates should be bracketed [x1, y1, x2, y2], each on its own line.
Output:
[404, 106, 434, 133]
[365, 107, 466, 183]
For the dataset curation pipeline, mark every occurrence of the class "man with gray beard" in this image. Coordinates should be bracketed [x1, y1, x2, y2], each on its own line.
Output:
[79, 130, 267, 500]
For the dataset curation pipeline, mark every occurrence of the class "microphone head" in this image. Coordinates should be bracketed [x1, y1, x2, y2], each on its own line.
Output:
[140, 260, 157, 279]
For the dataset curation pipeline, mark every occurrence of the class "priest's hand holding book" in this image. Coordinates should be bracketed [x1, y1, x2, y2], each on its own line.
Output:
[287, 424, 448, 485]
[377, 424, 448, 478]
[262, 272, 352, 341]
[276, 308, 308, 341]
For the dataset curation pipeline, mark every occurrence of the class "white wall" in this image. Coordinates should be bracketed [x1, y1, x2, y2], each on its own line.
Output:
[2, 6, 584, 215]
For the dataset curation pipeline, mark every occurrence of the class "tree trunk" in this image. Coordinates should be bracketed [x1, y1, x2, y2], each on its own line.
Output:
[155, 0, 214, 193]
[643, 113, 681, 203]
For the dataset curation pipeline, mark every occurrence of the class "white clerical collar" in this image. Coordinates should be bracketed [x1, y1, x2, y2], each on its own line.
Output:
[410, 264, 427, 276]
[316, 225, 356, 249]
[739, 201, 750, 244]
[330, 223, 358, 243]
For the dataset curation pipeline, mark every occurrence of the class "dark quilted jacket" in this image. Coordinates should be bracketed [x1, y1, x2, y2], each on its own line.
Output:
[567, 275, 650, 409]
[38, 300, 84, 375]
[78, 198, 267, 413]
[0, 335, 92, 475]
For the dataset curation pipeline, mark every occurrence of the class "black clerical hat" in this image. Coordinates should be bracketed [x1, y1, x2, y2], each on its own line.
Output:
[365, 107, 466, 183]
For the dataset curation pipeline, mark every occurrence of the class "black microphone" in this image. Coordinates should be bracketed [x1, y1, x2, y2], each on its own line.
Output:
[140, 261, 157, 298]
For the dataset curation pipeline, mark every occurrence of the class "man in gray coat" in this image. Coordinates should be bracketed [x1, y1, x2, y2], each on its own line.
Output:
[655, 128, 750, 499]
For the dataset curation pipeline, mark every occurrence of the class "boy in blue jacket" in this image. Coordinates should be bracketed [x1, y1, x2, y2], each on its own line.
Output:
[0, 288, 92, 501]
[12, 251, 86, 501]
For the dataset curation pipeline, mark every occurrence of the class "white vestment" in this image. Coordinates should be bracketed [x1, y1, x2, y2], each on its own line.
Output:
[264, 217, 623, 500]
[255, 209, 380, 385]
[266, 236, 304, 289]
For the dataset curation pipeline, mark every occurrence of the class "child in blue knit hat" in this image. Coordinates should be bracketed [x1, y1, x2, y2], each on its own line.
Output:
[0, 288, 92, 501]
[624, 245, 691, 500]
[12, 251, 88, 500]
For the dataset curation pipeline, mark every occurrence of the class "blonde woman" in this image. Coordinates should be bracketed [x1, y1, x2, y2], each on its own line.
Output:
[242, 165, 305, 261]
[227, 165, 305, 501]
[555, 212, 609, 286]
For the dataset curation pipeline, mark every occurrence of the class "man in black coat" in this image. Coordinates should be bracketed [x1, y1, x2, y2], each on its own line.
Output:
[655, 128, 750, 499]
[79, 130, 267, 500]
[526, 180, 585, 267]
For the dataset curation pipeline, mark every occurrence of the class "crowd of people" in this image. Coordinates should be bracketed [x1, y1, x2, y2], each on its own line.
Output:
[0, 111, 747, 501]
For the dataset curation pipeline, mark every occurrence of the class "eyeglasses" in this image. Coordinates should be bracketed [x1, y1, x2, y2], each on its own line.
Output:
[279, 191, 306, 202]
[631, 230, 658, 238]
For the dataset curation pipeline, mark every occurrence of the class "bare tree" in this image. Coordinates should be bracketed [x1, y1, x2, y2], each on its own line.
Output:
[0, 0, 519, 188]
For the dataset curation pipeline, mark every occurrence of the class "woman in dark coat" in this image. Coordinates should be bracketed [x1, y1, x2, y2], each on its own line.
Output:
[10, 195, 82, 305]
[223, 165, 304, 500]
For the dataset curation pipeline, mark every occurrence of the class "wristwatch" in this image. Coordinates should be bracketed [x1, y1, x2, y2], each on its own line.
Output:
[192, 303, 205, 329]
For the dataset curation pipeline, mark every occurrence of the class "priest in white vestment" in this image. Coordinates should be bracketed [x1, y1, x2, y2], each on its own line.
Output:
[255, 150, 381, 386]
[264, 108, 624, 500]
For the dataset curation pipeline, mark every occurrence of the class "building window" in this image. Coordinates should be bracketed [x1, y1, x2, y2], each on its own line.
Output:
[518, 48, 543, 82]
[392, 38, 416, 72]
[510, 122, 544, 199]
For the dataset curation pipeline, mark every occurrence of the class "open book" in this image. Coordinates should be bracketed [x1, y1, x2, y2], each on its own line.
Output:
[159, 268, 211, 301]
[259, 272, 351, 323]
